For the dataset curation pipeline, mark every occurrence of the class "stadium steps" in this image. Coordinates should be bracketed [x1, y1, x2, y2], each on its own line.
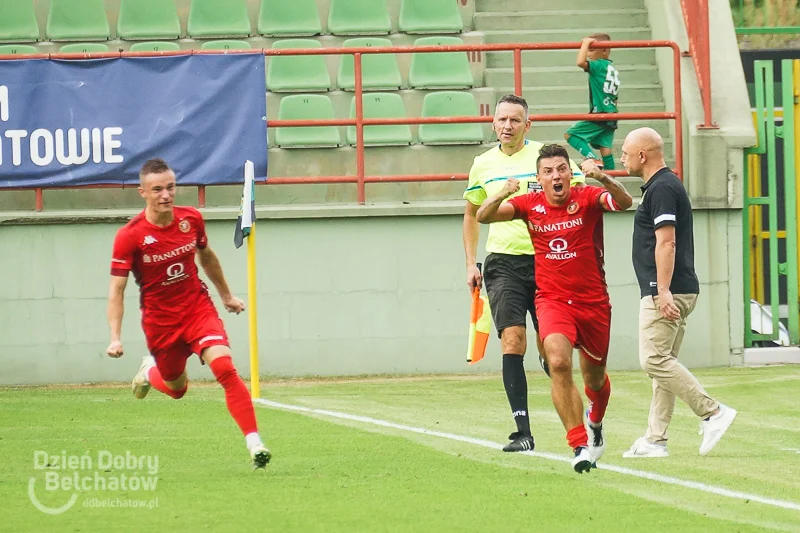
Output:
[473, 10, 649, 31]
[476, 0, 670, 196]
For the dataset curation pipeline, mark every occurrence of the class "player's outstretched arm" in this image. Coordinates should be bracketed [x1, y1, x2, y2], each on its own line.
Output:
[107, 275, 128, 358]
[476, 178, 520, 223]
[580, 160, 633, 211]
[197, 246, 245, 314]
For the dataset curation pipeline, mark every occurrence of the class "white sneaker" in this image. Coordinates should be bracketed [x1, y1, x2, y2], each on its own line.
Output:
[586, 411, 605, 463]
[571, 446, 595, 474]
[250, 444, 272, 469]
[699, 404, 737, 456]
[131, 355, 156, 399]
[622, 437, 669, 458]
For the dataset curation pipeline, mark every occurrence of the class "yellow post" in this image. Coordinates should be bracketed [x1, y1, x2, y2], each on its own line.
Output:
[247, 223, 260, 398]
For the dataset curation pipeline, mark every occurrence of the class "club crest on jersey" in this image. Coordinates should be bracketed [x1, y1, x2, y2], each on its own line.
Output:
[179, 219, 191, 233]
[567, 202, 580, 214]
[527, 181, 542, 193]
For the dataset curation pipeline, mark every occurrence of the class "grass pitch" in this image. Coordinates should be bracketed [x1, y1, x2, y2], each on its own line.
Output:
[2, 365, 799, 532]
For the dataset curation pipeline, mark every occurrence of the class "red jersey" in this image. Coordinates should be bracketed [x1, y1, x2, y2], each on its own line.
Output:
[110, 206, 210, 327]
[509, 186, 617, 304]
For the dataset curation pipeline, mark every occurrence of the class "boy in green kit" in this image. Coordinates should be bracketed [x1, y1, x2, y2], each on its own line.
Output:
[564, 33, 620, 170]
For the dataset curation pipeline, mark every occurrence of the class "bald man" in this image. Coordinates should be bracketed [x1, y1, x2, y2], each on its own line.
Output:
[622, 128, 736, 458]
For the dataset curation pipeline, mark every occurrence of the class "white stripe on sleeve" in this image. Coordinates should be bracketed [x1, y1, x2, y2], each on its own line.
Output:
[654, 213, 676, 225]
[601, 192, 620, 211]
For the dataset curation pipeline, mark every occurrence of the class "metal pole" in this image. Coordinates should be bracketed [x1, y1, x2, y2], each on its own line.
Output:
[782, 59, 799, 344]
[354, 53, 365, 205]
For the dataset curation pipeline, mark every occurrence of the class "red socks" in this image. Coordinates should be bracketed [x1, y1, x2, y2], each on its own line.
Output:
[584, 374, 611, 425]
[148, 367, 187, 399]
[209, 356, 258, 436]
[567, 425, 588, 450]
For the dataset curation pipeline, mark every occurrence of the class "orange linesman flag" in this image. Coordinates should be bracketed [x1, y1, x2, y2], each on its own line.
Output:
[466, 286, 492, 364]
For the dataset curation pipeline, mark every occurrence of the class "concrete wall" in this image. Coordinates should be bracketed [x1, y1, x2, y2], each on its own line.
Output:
[0, 204, 743, 385]
[645, 0, 755, 210]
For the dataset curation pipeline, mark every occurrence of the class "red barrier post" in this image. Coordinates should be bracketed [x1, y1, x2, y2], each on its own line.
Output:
[513, 48, 523, 96]
[354, 53, 366, 205]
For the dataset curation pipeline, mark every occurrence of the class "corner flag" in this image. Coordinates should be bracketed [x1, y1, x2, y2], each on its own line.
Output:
[234, 160, 256, 249]
[234, 160, 260, 398]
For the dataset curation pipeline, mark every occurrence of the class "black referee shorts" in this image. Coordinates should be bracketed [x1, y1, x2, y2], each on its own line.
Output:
[483, 252, 538, 337]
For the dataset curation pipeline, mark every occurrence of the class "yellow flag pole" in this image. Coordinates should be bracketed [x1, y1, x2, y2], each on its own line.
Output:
[247, 222, 260, 399]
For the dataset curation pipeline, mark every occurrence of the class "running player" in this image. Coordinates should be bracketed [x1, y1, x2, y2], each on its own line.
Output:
[476, 144, 632, 473]
[106, 158, 271, 469]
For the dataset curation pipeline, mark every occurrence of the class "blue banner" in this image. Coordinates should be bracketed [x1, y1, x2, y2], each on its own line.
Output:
[0, 54, 267, 188]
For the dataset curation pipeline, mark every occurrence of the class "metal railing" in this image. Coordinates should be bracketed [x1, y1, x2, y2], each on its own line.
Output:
[0, 40, 683, 209]
[732, 0, 800, 35]
[743, 58, 800, 347]
[680, 0, 717, 129]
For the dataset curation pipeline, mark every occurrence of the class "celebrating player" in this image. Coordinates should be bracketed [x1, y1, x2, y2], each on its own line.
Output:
[476, 144, 632, 473]
[106, 158, 271, 469]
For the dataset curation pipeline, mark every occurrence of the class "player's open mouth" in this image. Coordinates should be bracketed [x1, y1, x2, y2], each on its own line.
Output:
[553, 183, 564, 193]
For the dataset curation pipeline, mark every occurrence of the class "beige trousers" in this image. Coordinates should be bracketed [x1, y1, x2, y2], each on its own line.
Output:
[639, 294, 718, 444]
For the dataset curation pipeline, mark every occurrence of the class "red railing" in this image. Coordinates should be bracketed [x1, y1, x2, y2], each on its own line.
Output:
[680, 0, 717, 129]
[0, 40, 683, 210]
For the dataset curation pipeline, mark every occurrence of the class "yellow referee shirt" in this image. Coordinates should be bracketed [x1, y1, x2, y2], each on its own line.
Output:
[463, 140, 585, 255]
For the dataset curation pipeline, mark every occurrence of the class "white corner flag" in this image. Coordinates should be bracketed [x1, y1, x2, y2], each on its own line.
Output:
[234, 160, 255, 249]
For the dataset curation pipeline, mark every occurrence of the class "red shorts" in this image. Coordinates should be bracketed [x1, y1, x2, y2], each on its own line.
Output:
[143, 298, 229, 381]
[536, 296, 611, 365]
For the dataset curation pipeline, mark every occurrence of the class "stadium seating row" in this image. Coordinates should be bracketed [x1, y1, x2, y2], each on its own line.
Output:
[0, 37, 475, 92]
[274, 91, 485, 147]
[0, 0, 463, 43]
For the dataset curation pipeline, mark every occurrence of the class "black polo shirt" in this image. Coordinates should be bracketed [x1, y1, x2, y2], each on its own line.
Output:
[632, 167, 700, 297]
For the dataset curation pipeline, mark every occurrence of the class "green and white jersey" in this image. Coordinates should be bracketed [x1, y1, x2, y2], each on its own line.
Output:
[464, 140, 585, 256]
[587, 58, 620, 115]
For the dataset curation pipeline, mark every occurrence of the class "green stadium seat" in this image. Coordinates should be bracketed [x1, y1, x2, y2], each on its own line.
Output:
[275, 95, 341, 148]
[337, 38, 401, 91]
[399, 0, 463, 34]
[328, 0, 391, 35]
[201, 40, 252, 50]
[418, 91, 484, 145]
[258, 0, 321, 37]
[267, 39, 331, 92]
[0, 44, 39, 55]
[46, 0, 110, 41]
[129, 41, 181, 52]
[0, 1, 39, 42]
[347, 93, 412, 146]
[59, 43, 109, 53]
[117, 0, 181, 40]
[408, 37, 473, 89]
[187, 0, 251, 38]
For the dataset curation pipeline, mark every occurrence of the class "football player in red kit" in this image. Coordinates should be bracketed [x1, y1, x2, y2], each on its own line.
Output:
[477, 144, 632, 473]
[106, 158, 270, 469]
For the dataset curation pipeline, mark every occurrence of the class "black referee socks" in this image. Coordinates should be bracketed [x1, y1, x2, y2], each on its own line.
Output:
[502, 354, 531, 436]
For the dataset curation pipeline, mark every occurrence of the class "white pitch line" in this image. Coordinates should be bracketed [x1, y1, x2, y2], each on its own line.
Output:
[254, 398, 800, 512]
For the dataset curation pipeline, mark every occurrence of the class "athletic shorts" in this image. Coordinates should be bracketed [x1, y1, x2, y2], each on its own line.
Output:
[536, 296, 611, 365]
[142, 297, 229, 381]
[483, 252, 538, 336]
[566, 120, 617, 150]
